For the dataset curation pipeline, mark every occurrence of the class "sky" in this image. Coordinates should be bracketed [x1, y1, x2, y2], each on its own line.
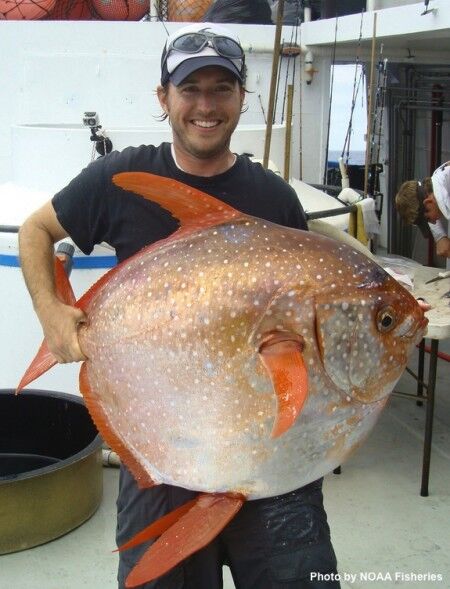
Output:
[329, 64, 367, 152]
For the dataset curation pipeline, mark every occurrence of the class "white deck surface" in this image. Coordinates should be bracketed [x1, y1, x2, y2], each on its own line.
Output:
[1, 338, 449, 589]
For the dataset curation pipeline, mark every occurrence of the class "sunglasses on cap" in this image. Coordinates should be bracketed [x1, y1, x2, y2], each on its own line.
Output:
[167, 31, 244, 61]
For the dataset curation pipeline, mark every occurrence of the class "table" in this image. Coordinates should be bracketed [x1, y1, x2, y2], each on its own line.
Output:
[407, 266, 450, 496]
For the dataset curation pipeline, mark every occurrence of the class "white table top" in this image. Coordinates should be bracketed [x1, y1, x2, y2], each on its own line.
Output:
[412, 266, 450, 340]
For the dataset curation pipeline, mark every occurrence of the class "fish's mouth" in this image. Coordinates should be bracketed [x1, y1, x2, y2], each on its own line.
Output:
[259, 330, 305, 351]
[396, 314, 428, 340]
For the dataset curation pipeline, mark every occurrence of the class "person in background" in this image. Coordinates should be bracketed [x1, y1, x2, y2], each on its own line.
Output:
[202, 0, 273, 24]
[395, 162, 450, 259]
[18, 22, 340, 589]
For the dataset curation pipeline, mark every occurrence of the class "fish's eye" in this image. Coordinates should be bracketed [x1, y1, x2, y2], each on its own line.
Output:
[377, 306, 396, 332]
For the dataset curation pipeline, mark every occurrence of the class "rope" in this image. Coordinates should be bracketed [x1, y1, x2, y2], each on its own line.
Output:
[341, 10, 364, 165]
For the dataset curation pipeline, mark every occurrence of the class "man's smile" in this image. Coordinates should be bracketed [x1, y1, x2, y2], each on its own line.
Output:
[191, 120, 221, 128]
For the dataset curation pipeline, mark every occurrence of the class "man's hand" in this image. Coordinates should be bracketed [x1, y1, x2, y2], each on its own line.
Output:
[37, 300, 87, 363]
[416, 299, 431, 312]
[19, 201, 88, 364]
[435, 236, 450, 258]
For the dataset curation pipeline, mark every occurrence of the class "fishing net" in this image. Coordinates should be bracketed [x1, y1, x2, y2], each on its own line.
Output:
[43, 0, 149, 19]
[167, 0, 211, 22]
[0, 0, 209, 20]
[0, 0, 56, 19]
[44, 0, 95, 19]
[90, 0, 149, 20]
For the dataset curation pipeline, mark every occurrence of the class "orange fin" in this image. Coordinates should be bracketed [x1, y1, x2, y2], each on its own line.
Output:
[112, 172, 244, 232]
[259, 333, 308, 438]
[79, 362, 156, 489]
[17, 257, 76, 393]
[125, 493, 244, 588]
[116, 497, 198, 553]
[54, 256, 76, 305]
[16, 340, 56, 393]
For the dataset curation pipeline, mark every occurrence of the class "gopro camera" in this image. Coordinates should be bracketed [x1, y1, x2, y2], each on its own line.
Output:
[83, 111, 100, 128]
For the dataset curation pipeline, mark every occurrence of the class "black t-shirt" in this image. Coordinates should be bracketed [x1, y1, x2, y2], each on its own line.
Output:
[52, 142, 308, 263]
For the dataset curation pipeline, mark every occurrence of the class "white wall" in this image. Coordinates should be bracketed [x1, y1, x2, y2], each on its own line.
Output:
[0, 21, 332, 191]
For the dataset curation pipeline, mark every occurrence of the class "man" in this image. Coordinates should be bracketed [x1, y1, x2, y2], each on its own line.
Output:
[395, 162, 450, 259]
[18, 23, 340, 588]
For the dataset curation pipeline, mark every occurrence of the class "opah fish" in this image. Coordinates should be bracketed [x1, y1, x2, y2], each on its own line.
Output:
[18, 173, 428, 587]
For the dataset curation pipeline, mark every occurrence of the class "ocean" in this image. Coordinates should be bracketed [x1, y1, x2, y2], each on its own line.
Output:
[328, 150, 366, 166]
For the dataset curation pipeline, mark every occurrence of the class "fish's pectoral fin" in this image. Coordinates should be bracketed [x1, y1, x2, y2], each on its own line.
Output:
[79, 362, 156, 489]
[258, 332, 308, 438]
[16, 257, 76, 393]
[125, 493, 245, 588]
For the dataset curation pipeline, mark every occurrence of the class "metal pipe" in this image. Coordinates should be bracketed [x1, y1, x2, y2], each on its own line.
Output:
[364, 11, 377, 197]
[243, 43, 450, 64]
[0, 225, 19, 234]
[421, 338, 438, 497]
[390, 103, 450, 112]
[263, 0, 284, 169]
[284, 84, 294, 181]
[306, 205, 357, 221]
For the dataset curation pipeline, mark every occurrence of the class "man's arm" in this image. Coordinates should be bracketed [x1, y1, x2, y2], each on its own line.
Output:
[435, 236, 450, 258]
[18, 201, 87, 363]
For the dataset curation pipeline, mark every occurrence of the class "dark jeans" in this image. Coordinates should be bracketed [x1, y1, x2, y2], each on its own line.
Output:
[117, 466, 340, 589]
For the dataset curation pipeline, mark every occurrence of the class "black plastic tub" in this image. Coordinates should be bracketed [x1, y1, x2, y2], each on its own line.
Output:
[0, 389, 103, 554]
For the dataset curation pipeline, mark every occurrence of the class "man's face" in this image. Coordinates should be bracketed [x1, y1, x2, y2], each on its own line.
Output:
[157, 66, 244, 160]
[423, 193, 442, 223]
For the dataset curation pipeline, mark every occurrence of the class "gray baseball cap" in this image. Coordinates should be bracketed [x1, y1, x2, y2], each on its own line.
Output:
[161, 23, 245, 86]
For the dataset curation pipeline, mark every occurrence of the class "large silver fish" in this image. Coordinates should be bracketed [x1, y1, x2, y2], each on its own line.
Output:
[18, 173, 427, 587]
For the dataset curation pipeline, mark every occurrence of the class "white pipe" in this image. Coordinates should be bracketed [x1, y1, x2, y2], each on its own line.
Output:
[304, 50, 315, 85]
[150, 0, 158, 20]
[304, 6, 312, 23]
[366, 0, 376, 11]
[243, 42, 449, 64]
[102, 448, 121, 467]
[339, 158, 350, 189]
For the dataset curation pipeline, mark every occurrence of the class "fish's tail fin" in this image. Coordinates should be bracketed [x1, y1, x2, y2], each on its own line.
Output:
[123, 493, 244, 588]
[16, 257, 76, 393]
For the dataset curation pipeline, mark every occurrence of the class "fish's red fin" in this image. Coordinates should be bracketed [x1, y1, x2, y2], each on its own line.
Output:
[116, 497, 198, 553]
[112, 172, 244, 232]
[16, 340, 56, 393]
[125, 493, 244, 588]
[54, 256, 76, 305]
[259, 333, 308, 438]
[16, 257, 75, 393]
[79, 362, 156, 489]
